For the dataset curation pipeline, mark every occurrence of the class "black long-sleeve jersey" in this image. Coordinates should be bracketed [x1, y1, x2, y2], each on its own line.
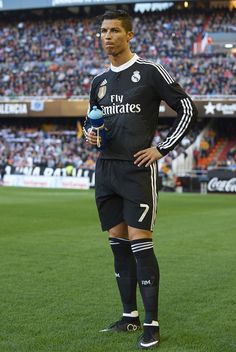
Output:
[84, 54, 198, 160]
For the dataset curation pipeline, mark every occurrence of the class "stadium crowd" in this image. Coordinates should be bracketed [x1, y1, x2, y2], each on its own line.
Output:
[0, 126, 99, 171]
[0, 9, 235, 97]
[205, 9, 236, 32]
[0, 124, 199, 171]
[0, 8, 235, 176]
[0, 120, 235, 181]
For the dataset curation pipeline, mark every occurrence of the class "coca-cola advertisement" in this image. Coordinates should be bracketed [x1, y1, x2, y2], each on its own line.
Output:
[207, 169, 236, 194]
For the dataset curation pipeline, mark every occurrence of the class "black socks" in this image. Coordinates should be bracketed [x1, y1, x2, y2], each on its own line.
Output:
[109, 237, 160, 323]
[109, 237, 138, 314]
[131, 238, 160, 323]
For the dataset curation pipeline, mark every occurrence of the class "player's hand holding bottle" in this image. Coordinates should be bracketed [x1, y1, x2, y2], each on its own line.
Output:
[85, 106, 106, 150]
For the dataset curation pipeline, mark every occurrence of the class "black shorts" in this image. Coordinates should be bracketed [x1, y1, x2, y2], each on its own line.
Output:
[95, 159, 158, 231]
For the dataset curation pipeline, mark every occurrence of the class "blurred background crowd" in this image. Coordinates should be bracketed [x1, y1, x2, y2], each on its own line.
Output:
[0, 4, 235, 187]
[0, 119, 235, 173]
[0, 8, 235, 97]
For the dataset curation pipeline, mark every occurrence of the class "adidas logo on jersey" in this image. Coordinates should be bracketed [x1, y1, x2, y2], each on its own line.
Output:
[100, 79, 107, 86]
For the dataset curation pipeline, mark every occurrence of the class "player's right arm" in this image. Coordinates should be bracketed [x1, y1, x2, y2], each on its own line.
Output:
[83, 80, 99, 146]
[83, 108, 98, 146]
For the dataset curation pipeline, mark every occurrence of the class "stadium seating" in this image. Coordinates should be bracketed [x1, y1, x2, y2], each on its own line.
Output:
[0, 8, 235, 175]
[0, 9, 235, 97]
[196, 121, 236, 169]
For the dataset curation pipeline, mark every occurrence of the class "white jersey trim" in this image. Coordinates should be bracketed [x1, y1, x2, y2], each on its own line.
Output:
[110, 53, 139, 72]
[137, 58, 175, 84]
[157, 98, 193, 150]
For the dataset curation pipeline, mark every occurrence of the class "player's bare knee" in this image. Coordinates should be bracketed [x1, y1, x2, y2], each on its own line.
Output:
[128, 227, 153, 241]
[108, 222, 128, 238]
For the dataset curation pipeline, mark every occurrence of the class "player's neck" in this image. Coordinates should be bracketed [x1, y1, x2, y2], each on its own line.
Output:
[109, 50, 134, 67]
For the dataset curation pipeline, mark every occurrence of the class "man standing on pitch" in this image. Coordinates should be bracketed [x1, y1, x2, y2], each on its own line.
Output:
[84, 10, 197, 349]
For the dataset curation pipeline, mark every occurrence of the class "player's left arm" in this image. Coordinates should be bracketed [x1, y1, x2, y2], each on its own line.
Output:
[134, 65, 198, 167]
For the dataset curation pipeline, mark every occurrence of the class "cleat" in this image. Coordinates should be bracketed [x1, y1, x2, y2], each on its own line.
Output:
[138, 325, 160, 349]
[100, 316, 141, 332]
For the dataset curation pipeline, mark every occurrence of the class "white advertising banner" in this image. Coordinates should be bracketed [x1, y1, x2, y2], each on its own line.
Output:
[4, 175, 90, 190]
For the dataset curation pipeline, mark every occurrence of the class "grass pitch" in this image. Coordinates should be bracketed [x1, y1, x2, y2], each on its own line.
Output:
[0, 187, 235, 352]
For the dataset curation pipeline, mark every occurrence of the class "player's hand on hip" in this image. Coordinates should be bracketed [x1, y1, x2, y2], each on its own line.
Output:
[84, 128, 100, 146]
[134, 147, 163, 167]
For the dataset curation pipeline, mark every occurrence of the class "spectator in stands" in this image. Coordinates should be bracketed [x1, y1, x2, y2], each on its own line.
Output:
[0, 157, 7, 184]
[227, 145, 236, 165]
[200, 138, 210, 157]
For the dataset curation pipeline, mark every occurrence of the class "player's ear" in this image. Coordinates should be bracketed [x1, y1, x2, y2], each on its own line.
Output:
[127, 31, 134, 42]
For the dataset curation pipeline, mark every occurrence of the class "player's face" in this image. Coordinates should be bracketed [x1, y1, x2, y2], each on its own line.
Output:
[101, 19, 133, 57]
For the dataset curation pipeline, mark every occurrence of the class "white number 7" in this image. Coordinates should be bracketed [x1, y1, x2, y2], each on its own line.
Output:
[138, 203, 149, 222]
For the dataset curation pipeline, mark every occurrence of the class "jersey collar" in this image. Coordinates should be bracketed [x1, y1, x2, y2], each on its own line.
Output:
[110, 53, 138, 72]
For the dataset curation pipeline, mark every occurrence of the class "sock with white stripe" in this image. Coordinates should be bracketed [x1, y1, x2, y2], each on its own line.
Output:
[109, 237, 138, 314]
[131, 239, 159, 323]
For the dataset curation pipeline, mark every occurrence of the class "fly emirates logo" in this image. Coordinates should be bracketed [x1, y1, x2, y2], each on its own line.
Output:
[101, 95, 141, 115]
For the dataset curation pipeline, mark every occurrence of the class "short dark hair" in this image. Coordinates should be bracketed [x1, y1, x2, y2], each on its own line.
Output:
[101, 10, 133, 32]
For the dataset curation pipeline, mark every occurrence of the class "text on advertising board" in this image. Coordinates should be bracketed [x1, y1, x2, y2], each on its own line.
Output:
[208, 177, 236, 193]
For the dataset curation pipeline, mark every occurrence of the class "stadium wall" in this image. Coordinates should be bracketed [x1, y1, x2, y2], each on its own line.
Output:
[3, 166, 236, 193]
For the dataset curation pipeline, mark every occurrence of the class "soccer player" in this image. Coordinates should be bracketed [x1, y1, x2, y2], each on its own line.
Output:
[84, 10, 198, 349]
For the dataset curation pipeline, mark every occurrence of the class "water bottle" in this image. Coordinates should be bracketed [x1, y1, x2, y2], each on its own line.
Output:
[88, 106, 106, 150]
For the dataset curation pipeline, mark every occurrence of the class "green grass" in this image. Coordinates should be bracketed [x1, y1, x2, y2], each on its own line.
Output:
[0, 187, 235, 352]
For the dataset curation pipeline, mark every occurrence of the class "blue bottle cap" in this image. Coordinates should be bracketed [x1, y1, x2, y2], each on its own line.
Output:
[89, 106, 103, 120]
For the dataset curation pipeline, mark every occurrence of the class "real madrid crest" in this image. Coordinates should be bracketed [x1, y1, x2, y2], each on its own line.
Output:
[97, 79, 107, 100]
[131, 71, 141, 83]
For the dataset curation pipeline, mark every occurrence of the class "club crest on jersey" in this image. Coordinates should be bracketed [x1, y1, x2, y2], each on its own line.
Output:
[131, 71, 141, 83]
[97, 79, 107, 100]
